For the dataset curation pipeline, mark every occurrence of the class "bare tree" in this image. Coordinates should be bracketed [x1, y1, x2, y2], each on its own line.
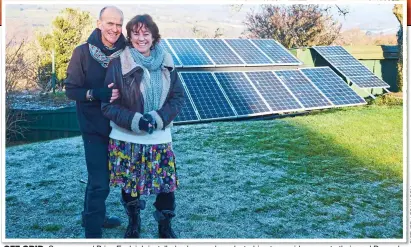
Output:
[243, 5, 342, 48]
[5, 39, 35, 143]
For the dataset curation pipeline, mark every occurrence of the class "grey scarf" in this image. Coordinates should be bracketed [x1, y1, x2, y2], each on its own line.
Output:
[129, 45, 165, 113]
[88, 44, 122, 68]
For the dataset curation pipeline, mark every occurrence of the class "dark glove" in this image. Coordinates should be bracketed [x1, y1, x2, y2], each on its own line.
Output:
[139, 114, 157, 134]
[90, 88, 113, 103]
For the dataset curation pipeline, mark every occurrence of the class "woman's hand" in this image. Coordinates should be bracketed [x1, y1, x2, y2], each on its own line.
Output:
[139, 114, 157, 134]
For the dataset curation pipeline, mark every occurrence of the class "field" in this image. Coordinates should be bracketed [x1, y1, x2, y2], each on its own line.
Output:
[5, 104, 403, 239]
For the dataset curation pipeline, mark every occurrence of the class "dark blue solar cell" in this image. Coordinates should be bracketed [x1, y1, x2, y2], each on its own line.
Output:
[336, 65, 375, 78]
[274, 70, 333, 109]
[214, 72, 271, 116]
[179, 72, 236, 120]
[251, 39, 301, 64]
[197, 39, 244, 66]
[174, 87, 199, 123]
[245, 71, 303, 112]
[301, 67, 366, 106]
[167, 39, 214, 67]
[225, 39, 272, 65]
[323, 55, 364, 67]
[313, 46, 351, 56]
[159, 40, 182, 67]
[349, 76, 390, 88]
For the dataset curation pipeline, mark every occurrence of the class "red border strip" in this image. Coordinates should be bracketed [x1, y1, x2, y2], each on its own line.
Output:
[408, 0, 410, 26]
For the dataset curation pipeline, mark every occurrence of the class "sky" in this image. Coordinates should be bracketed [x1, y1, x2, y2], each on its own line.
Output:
[4, 2, 402, 41]
[330, 4, 400, 33]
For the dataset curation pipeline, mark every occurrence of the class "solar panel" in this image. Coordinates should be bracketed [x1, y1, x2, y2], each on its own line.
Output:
[336, 65, 376, 77]
[196, 39, 244, 66]
[179, 72, 236, 120]
[349, 76, 390, 89]
[225, 39, 272, 65]
[167, 39, 214, 67]
[313, 46, 390, 89]
[300, 67, 366, 106]
[251, 39, 301, 65]
[245, 71, 303, 112]
[174, 86, 199, 123]
[274, 70, 333, 109]
[313, 46, 351, 56]
[322, 55, 364, 67]
[213, 72, 271, 116]
[159, 40, 182, 67]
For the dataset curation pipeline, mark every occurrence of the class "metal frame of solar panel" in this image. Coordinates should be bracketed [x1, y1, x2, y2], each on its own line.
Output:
[273, 70, 335, 110]
[300, 67, 367, 107]
[178, 72, 237, 121]
[312, 46, 390, 89]
[250, 39, 303, 65]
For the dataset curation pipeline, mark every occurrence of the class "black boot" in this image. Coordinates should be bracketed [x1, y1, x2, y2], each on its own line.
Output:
[153, 209, 177, 238]
[81, 212, 121, 228]
[121, 197, 146, 238]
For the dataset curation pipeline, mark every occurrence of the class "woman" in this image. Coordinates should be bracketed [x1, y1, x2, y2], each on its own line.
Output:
[101, 14, 184, 239]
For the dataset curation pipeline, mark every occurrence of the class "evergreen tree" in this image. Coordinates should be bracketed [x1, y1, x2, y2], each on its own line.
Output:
[37, 8, 93, 89]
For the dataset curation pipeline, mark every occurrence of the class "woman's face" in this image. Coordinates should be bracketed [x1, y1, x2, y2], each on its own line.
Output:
[130, 24, 153, 57]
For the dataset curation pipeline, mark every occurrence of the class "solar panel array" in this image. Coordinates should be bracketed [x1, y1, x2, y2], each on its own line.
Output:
[175, 67, 366, 123]
[160, 38, 302, 67]
[156, 41, 374, 124]
[313, 46, 390, 89]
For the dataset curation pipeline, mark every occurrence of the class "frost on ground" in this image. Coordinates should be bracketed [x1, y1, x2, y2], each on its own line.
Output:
[5, 121, 403, 239]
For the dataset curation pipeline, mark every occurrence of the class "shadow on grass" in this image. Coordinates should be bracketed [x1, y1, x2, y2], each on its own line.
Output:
[195, 106, 403, 238]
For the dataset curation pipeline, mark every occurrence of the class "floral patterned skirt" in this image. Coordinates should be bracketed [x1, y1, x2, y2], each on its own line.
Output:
[108, 139, 178, 196]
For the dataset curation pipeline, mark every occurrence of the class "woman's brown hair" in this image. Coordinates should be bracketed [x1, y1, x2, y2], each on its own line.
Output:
[126, 14, 161, 49]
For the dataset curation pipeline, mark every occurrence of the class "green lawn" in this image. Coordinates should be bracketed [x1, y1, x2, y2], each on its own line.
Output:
[5, 104, 403, 238]
[198, 105, 403, 180]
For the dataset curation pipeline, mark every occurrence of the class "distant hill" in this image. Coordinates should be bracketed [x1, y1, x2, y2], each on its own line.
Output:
[5, 4, 252, 43]
[5, 4, 399, 45]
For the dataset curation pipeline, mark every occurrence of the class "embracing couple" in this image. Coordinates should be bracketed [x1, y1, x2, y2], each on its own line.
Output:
[64, 6, 184, 239]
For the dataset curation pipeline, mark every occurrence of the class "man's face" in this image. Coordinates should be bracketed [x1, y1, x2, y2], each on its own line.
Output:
[97, 8, 123, 48]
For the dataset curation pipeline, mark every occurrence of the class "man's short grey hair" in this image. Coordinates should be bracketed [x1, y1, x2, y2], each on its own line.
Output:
[99, 6, 124, 20]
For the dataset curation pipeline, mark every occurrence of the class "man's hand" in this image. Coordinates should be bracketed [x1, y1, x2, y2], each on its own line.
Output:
[108, 83, 120, 103]
[91, 88, 113, 103]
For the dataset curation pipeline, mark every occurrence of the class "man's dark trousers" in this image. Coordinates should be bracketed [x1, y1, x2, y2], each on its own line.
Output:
[82, 134, 110, 238]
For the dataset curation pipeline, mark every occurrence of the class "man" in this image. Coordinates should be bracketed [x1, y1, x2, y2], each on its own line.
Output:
[64, 6, 126, 238]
